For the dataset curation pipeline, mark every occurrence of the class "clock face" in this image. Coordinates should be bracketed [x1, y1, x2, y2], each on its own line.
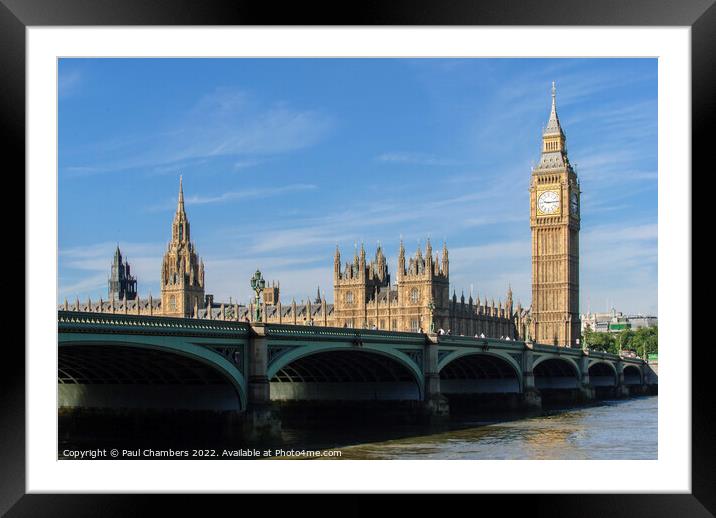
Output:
[537, 190, 560, 215]
[570, 192, 579, 214]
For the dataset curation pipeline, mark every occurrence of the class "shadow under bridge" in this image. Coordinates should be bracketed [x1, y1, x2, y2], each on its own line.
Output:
[268, 349, 423, 401]
[439, 352, 522, 394]
[59, 342, 245, 412]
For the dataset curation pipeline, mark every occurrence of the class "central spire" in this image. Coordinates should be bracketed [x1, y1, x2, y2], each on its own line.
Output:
[177, 175, 185, 214]
[172, 175, 190, 244]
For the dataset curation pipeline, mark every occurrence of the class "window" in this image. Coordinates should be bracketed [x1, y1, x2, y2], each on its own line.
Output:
[169, 295, 176, 311]
[411, 319, 420, 332]
[345, 291, 354, 304]
[392, 319, 398, 330]
[379, 320, 385, 329]
[410, 288, 420, 304]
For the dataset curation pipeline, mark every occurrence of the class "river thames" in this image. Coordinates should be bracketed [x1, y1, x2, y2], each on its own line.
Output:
[277, 396, 657, 460]
[59, 396, 657, 460]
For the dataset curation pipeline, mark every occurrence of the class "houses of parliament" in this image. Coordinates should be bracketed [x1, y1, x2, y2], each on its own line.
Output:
[61, 84, 581, 347]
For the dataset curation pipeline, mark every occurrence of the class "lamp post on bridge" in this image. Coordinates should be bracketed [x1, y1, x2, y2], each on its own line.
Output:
[250, 269, 266, 323]
[427, 298, 436, 333]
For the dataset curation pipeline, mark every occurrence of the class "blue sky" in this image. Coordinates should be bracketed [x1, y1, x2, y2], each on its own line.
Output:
[58, 58, 658, 315]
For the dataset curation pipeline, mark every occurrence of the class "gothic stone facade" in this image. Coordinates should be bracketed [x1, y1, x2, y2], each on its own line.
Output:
[329, 241, 518, 337]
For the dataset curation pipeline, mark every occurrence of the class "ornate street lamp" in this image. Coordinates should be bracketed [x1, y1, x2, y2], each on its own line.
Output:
[250, 269, 266, 322]
[427, 298, 436, 333]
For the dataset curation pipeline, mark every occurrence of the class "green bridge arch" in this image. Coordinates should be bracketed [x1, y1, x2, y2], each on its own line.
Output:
[437, 350, 523, 394]
[58, 336, 248, 410]
[532, 354, 581, 375]
[267, 343, 425, 400]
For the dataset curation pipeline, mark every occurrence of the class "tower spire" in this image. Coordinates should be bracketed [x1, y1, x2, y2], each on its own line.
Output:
[177, 175, 185, 214]
[543, 81, 564, 138]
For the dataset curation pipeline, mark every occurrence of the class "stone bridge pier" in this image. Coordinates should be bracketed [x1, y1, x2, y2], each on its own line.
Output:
[245, 324, 281, 440]
[521, 344, 542, 409]
[423, 335, 450, 418]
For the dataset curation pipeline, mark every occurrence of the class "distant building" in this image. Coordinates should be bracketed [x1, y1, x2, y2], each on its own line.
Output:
[581, 307, 657, 335]
[627, 316, 658, 330]
[108, 246, 137, 301]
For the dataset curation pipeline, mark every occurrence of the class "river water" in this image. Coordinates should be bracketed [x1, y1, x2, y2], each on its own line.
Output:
[59, 396, 657, 460]
[279, 396, 657, 460]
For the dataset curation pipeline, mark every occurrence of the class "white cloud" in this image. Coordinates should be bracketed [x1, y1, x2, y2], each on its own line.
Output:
[59, 241, 164, 302]
[58, 69, 82, 98]
[204, 258, 331, 305]
[62, 87, 334, 177]
[377, 152, 461, 166]
[58, 274, 107, 302]
[580, 223, 657, 314]
[146, 184, 317, 212]
[185, 184, 317, 206]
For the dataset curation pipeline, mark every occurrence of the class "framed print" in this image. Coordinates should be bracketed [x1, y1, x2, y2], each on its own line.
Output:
[4, 0, 710, 513]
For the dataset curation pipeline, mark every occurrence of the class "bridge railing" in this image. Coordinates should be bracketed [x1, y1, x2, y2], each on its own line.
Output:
[57, 312, 649, 365]
[532, 343, 584, 355]
[588, 350, 620, 361]
[58, 310, 252, 337]
[263, 323, 427, 345]
[437, 335, 526, 350]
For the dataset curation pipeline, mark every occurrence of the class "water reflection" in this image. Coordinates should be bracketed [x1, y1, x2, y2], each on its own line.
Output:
[314, 396, 657, 460]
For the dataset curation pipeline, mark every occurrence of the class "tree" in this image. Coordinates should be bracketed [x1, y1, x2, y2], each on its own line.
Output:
[583, 326, 657, 357]
[585, 328, 617, 353]
[617, 328, 636, 353]
[632, 326, 658, 358]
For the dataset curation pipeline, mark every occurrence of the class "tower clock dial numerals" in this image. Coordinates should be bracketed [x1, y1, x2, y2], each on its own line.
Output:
[537, 190, 560, 215]
[570, 192, 579, 214]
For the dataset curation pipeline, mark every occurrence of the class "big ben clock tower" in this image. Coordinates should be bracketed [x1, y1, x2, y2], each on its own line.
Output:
[530, 83, 581, 347]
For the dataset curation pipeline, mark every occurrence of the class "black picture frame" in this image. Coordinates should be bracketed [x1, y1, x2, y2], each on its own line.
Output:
[4, 0, 708, 513]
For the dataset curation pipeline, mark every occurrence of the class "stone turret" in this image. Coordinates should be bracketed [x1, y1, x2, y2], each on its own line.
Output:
[160, 176, 205, 317]
[333, 241, 392, 328]
[108, 245, 137, 301]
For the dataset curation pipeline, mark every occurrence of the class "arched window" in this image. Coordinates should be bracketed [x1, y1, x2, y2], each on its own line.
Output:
[410, 288, 420, 304]
[169, 295, 176, 311]
[345, 291, 354, 304]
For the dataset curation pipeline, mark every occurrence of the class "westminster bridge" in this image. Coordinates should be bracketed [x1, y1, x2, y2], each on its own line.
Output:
[58, 311, 657, 426]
